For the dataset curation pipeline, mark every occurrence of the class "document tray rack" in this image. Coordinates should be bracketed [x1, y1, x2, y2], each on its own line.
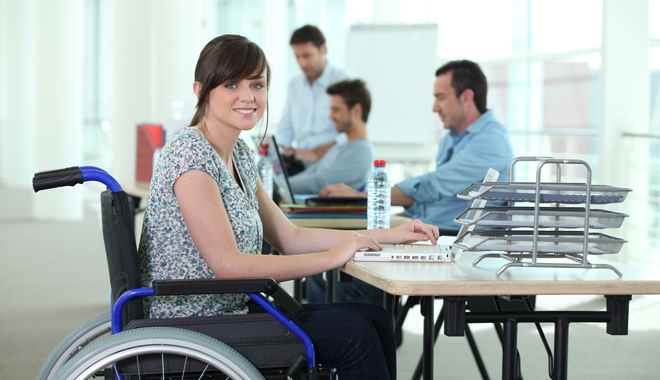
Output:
[452, 157, 630, 277]
[457, 183, 631, 204]
[454, 206, 628, 229]
[453, 230, 627, 255]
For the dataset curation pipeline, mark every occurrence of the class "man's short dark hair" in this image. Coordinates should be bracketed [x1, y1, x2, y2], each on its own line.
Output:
[436, 60, 488, 114]
[327, 79, 371, 123]
[290, 25, 326, 48]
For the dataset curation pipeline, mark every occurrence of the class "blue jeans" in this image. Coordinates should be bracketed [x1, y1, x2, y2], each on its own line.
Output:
[251, 302, 396, 380]
[306, 272, 384, 304]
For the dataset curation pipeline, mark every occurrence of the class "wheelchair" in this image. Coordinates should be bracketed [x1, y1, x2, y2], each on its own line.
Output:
[33, 166, 336, 380]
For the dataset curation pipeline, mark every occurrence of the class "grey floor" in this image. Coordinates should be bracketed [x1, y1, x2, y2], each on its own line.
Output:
[3, 188, 660, 379]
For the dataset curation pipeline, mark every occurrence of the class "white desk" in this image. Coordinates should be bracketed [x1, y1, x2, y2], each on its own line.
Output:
[342, 253, 660, 380]
[343, 254, 660, 297]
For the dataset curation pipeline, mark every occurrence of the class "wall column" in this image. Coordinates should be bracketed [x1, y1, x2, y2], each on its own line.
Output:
[600, 0, 649, 187]
[601, 0, 649, 260]
[33, 0, 85, 220]
[0, 0, 36, 190]
[0, 0, 85, 220]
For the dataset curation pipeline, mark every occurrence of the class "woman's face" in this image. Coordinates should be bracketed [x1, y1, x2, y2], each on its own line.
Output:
[205, 72, 268, 133]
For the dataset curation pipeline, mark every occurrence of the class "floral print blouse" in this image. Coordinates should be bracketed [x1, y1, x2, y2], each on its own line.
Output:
[138, 127, 262, 318]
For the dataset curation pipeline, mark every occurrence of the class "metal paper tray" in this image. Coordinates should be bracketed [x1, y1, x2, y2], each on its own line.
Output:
[453, 230, 627, 255]
[454, 207, 628, 229]
[457, 182, 632, 204]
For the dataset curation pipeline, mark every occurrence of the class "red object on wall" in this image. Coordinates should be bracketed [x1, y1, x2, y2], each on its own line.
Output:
[136, 123, 164, 184]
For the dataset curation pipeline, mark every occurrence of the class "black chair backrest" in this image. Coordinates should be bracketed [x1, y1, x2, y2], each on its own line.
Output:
[100, 189, 144, 325]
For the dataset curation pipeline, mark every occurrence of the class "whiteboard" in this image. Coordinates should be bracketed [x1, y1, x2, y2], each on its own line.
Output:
[346, 24, 438, 146]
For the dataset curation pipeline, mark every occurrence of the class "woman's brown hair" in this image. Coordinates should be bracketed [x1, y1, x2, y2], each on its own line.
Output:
[190, 35, 271, 136]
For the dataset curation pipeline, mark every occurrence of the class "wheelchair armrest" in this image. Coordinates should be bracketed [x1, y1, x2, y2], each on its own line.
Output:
[152, 277, 303, 317]
[269, 282, 304, 317]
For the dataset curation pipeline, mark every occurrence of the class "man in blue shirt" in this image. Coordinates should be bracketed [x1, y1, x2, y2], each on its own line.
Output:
[320, 60, 514, 234]
[276, 25, 353, 171]
[288, 79, 375, 194]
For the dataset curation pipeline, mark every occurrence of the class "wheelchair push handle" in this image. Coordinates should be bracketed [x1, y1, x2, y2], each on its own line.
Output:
[32, 166, 122, 193]
[32, 166, 83, 192]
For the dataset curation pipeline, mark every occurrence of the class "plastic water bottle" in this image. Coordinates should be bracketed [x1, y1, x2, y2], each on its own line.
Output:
[256, 145, 273, 198]
[367, 160, 391, 229]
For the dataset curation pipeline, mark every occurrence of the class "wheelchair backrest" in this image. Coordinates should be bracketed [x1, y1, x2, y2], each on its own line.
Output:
[100, 189, 144, 325]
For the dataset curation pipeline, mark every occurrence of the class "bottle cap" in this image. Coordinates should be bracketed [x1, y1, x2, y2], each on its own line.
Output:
[374, 160, 386, 167]
[260, 143, 269, 149]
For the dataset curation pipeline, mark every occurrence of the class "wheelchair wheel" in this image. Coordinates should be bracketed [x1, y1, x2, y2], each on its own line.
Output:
[52, 326, 265, 380]
[37, 311, 112, 380]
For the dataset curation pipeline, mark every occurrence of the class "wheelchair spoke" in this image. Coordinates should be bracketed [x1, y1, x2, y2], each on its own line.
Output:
[198, 363, 210, 379]
[181, 356, 188, 380]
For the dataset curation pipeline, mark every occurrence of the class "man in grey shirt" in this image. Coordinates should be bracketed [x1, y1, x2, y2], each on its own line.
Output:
[288, 79, 374, 194]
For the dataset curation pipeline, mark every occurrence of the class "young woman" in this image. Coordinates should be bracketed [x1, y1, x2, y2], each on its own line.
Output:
[138, 34, 439, 380]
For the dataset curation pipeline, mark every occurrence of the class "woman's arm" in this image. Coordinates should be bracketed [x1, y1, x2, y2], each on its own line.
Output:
[174, 169, 381, 282]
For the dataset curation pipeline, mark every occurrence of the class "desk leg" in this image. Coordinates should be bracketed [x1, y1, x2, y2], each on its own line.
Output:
[554, 317, 569, 380]
[606, 295, 631, 335]
[444, 296, 467, 336]
[421, 296, 434, 380]
[465, 324, 490, 380]
[325, 269, 335, 303]
[501, 319, 518, 380]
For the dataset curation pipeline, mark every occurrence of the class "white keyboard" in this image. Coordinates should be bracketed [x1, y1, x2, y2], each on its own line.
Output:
[392, 244, 448, 253]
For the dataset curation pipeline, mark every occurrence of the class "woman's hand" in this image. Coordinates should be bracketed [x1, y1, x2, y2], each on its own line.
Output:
[389, 219, 440, 245]
[327, 231, 383, 267]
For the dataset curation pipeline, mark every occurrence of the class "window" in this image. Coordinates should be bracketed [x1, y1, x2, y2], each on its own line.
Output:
[483, 54, 600, 182]
[397, 0, 603, 182]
